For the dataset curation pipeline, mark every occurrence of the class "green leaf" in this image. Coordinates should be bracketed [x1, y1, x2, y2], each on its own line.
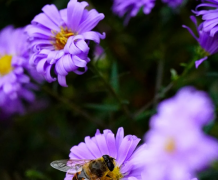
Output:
[180, 63, 187, 67]
[25, 169, 49, 180]
[84, 103, 119, 111]
[170, 69, 179, 81]
[135, 110, 156, 121]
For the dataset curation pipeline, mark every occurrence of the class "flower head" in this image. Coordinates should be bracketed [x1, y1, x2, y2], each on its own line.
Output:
[183, 16, 218, 68]
[141, 87, 218, 180]
[65, 127, 144, 180]
[112, 0, 155, 24]
[152, 86, 214, 128]
[193, 0, 218, 37]
[26, 0, 105, 87]
[0, 26, 36, 115]
[162, 0, 183, 8]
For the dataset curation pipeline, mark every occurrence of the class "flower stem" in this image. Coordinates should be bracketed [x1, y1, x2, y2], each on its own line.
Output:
[134, 57, 196, 118]
[42, 86, 106, 128]
[89, 63, 134, 121]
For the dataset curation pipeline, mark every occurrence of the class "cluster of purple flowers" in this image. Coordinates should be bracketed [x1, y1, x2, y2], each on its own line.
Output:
[0, 0, 105, 115]
[112, 0, 156, 24]
[0, 0, 195, 115]
[63, 87, 218, 180]
[1, 0, 218, 179]
[111, 0, 184, 24]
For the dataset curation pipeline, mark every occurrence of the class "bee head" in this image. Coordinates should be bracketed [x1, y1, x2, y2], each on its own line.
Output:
[102, 155, 115, 171]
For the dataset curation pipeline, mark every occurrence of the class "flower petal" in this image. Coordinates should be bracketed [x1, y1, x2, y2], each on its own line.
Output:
[116, 135, 133, 166]
[67, 0, 88, 31]
[95, 129, 110, 156]
[57, 75, 67, 87]
[77, 9, 104, 33]
[70, 142, 95, 159]
[116, 127, 124, 149]
[32, 13, 60, 32]
[42, 4, 63, 27]
[195, 57, 208, 68]
[84, 136, 102, 158]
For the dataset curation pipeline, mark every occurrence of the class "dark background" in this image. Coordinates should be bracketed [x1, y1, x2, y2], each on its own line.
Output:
[0, 0, 218, 179]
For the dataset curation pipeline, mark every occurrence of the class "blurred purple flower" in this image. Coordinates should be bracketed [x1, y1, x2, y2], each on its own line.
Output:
[93, 44, 105, 60]
[26, 0, 105, 87]
[141, 87, 218, 180]
[183, 16, 218, 68]
[112, 0, 155, 24]
[0, 26, 36, 115]
[193, 0, 218, 37]
[152, 86, 214, 128]
[65, 127, 145, 180]
[162, 0, 183, 8]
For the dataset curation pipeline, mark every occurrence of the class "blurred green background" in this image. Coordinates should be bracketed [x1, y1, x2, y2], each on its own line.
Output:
[0, 0, 218, 179]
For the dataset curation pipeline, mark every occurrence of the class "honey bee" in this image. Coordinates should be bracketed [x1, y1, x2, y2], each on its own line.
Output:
[50, 155, 123, 180]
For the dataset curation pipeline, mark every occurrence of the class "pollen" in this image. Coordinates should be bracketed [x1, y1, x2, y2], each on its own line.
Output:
[52, 27, 74, 50]
[0, 55, 13, 76]
[106, 166, 123, 180]
[164, 138, 176, 153]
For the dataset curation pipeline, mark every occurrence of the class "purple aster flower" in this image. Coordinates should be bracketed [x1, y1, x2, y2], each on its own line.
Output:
[112, 0, 155, 24]
[151, 86, 214, 128]
[162, 0, 183, 8]
[141, 87, 218, 180]
[0, 26, 36, 115]
[64, 127, 145, 180]
[26, 0, 105, 87]
[193, 0, 218, 37]
[183, 16, 218, 68]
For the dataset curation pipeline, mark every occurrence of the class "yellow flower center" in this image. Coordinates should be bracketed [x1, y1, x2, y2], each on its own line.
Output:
[0, 55, 13, 76]
[164, 138, 176, 153]
[52, 27, 74, 50]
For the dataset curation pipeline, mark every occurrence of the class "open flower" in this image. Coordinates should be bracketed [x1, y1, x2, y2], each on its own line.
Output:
[0, 26, 36, 115]
[141, 87, 218, 180]
[162, 0, 183, 8]
[26, 0, 105, 87]
[151, 86, 214, 128]
[65, 127, 144, 180]
[112, 0, 155, 24]
[183, 16, 218, 68]
[193, 0, 218, 37]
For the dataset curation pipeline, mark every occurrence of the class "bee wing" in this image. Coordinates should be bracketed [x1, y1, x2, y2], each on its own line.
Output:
[50, 159, 91, 173]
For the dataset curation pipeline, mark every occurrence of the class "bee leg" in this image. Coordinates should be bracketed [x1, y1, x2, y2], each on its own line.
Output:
[106, 175, 112, 179]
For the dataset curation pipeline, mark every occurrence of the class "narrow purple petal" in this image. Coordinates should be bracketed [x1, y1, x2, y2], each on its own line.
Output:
[195, 57, 208, 68]
[70, 142, 95, 159]
[32, 13, 60, 32]
[84, 136, 102, 158]
[67, 0, 88, 31]
[94, 129, 110, 155]
[57, 75, 67, 87]
[116, 135, 133, 166]
[42, 4, 63, 27]
[73, 55, 87, 68]
[116, 127, 124, 149]
[106, 132, 117, 159]
[77, 9, 104, 33]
